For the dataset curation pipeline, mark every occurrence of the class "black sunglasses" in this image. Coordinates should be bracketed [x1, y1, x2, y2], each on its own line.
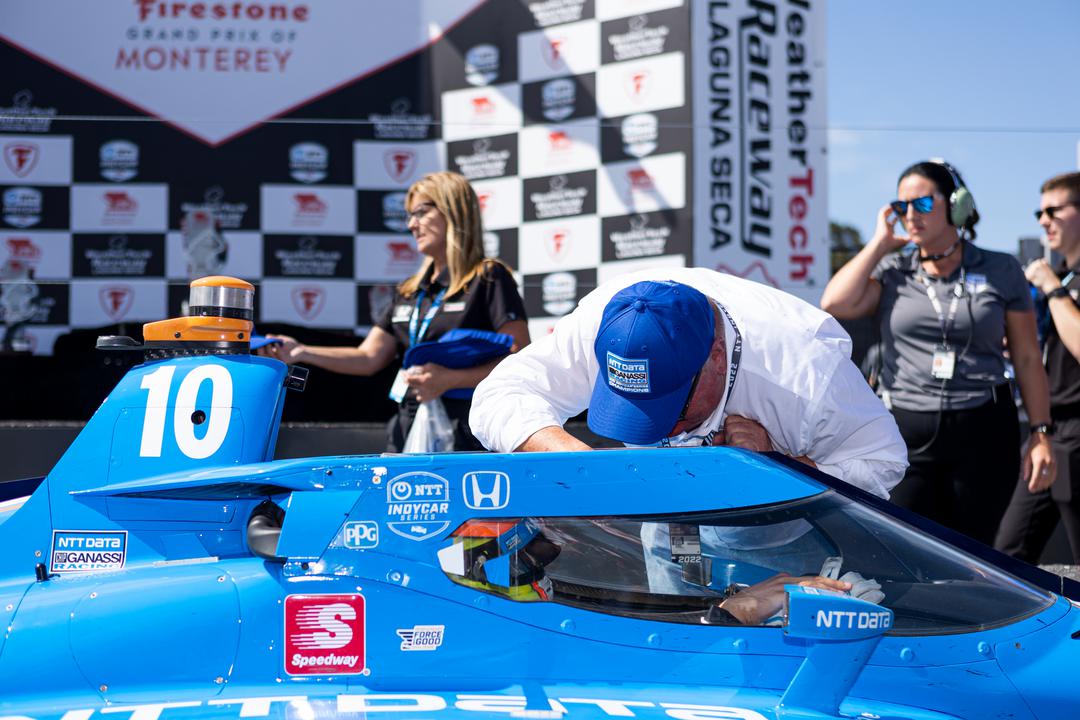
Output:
[677, 369, 702, 423]
[1034, 202, 1079, 222]
[889, 195, 935, 216]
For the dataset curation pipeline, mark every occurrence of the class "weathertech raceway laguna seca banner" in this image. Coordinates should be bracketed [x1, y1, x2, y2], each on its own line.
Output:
[0, 0, 825, 355]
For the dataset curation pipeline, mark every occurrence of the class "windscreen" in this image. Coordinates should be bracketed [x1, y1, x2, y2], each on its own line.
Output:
[440, 492, 1053, 634]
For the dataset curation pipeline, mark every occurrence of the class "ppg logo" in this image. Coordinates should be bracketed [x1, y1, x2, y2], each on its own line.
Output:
[343, 521, 379, 549]
[463, 471, 510, 510]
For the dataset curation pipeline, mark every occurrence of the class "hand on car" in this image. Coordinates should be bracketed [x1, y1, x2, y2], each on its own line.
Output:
[719, 573, 851, 625]
[258, 334, 303, 361]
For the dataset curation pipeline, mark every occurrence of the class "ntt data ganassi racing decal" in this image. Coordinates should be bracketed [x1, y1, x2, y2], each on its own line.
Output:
[284, 594, 366, 676]
[385, 471, 451, 541]
[50, 530, 127, 573]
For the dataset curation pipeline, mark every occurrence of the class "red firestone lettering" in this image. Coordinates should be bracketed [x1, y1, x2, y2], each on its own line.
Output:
[135, 0, 310, 22]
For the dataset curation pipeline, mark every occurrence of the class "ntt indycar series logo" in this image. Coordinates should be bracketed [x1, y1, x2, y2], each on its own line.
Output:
[50, 530, 127, 574]
[284, 594, 366, 676]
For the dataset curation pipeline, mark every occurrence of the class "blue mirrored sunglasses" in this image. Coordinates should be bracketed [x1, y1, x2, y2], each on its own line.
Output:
[890, 195, 934, 216]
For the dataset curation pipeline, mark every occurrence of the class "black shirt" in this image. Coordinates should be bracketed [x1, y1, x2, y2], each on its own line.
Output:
[1046, 268, 1080, 414]
[377, 260, 525, 351]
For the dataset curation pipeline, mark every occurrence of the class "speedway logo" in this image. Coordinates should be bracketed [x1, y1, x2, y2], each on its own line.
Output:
[397, 624, 445, 651]
[284, 594, 366, 675]
[50, 530, 127, 574]
[385, 471, 450, 541]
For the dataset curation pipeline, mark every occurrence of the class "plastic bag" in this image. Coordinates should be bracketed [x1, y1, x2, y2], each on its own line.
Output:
[402, 399, 456, 453]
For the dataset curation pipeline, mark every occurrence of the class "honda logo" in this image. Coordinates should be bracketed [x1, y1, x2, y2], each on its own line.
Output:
[463, 471, 510, 510]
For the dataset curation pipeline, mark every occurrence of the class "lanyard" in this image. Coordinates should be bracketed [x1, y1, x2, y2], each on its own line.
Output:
[918, 267, 964, 345]
[1043, 270, 1076, 366]
[656, 301, 742, 448]
[408, 287, 447, 347]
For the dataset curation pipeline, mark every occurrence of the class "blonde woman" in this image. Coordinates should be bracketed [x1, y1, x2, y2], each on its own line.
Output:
[266, 171, 529, 451]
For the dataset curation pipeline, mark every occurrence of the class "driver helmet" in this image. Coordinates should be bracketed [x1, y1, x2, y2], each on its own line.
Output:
[439, 518, 560, 601]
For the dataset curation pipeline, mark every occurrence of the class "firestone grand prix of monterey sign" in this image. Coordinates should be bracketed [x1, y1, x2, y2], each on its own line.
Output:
[0, 0, 826, 356]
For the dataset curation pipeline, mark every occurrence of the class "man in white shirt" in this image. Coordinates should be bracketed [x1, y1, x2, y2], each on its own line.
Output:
[470, 267, 907, 499]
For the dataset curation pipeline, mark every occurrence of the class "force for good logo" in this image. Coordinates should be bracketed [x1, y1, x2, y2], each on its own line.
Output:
[385, 472, 450, 541]
[50, 530, 127, 574]
[284, 594, 366, 676]
[397, 624, 445, 651]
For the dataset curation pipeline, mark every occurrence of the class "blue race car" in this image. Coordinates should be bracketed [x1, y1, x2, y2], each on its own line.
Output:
[0, 277, 1077, 720]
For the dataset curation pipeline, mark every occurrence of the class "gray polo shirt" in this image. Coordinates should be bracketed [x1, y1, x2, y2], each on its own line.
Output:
[871, 242, 1032, 412]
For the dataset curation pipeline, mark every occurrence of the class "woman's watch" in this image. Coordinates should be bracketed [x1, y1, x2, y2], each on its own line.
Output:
[1030, 423, 1055, 437]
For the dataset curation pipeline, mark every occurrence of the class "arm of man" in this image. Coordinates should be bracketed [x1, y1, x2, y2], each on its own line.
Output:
[1005, 308, 1056, 492]
[470, 311, 599, 452]
[799, 359, 908, 499]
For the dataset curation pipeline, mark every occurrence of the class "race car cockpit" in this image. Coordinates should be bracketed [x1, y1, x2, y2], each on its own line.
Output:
[439, 489, 1054, 634]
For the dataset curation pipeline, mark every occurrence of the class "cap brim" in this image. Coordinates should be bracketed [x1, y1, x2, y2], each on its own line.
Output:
[587, 372, 694, 445]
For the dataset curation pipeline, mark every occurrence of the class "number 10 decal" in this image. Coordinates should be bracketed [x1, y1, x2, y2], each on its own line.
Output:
[139, 365, 234, 459]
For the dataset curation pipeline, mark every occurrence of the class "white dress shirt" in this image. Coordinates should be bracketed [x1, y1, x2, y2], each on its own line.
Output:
[471, 268, 907, 498]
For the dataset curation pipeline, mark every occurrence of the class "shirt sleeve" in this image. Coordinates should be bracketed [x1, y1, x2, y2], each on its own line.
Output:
[481, 261, 528, 329]
[374, 288, 398, 336]
[799, 352, 908, 499]
[470, 304, 598, 452]
[999, 255, 1035, 312]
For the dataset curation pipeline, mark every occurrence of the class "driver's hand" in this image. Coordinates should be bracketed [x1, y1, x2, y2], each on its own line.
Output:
[840, 571, 885, 605]
[719, 573, 851, 625]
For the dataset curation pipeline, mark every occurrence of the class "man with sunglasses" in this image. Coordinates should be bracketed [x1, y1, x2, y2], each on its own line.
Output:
[997, 172, 1080, 564]
[470, 268, 907, 499]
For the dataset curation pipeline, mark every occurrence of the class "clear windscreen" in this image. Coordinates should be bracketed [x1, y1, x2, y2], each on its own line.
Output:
[441, 492, 1054, 634]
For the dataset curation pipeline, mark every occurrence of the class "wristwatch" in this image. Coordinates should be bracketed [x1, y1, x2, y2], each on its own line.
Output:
[1030, 423, 1054, 437]
[1046, 286, 1072, 301]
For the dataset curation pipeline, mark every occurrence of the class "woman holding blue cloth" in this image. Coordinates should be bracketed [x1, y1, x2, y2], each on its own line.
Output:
[265, 171, 529, 451]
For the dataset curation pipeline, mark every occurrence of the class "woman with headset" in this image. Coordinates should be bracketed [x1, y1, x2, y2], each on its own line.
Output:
[821, 160, 1054, 545]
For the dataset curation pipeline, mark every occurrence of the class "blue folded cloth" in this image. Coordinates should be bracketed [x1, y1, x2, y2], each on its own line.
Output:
[402, 328, 513, 400]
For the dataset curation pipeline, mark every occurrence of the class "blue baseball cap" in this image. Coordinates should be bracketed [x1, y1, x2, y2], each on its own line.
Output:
[587, 281, 715, 444]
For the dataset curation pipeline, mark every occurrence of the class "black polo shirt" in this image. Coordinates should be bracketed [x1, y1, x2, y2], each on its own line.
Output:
[376, 260, 526, 356]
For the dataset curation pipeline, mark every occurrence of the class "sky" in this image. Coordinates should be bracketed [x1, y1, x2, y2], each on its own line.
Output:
[827, 0, 1080, 257]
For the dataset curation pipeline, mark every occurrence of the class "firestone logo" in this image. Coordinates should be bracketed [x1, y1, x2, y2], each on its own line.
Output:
[384, 149, 417, 183]
[625, 69, 651, 101]
[546, 228, 570, 261]
[544, 36, 566, 69]
[99, 285, 134, 321]
[284, 594, 365, 676]
[3, 142, 38, 178]
[292, 285, 326, 320]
